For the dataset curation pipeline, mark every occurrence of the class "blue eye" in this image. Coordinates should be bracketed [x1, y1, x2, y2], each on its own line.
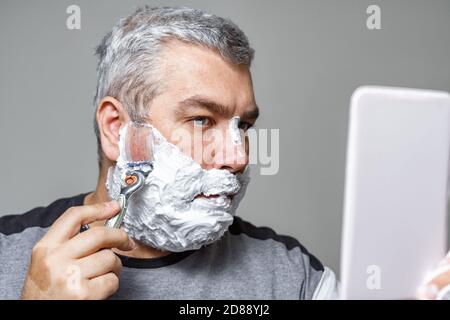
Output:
[192, 116, 211, 128]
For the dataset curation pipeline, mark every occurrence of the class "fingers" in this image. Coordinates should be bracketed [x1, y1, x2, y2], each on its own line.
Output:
[59, 226, 136, 259]
[427, 264, 450, 291]
[42, 201, 121, 244]
[77, 249, 123, 279]
[87, 272, 120, 300]
[417, 261, 450, 300]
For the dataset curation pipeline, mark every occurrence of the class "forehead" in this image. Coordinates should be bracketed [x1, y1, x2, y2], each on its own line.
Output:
[158, 39, 256, 113]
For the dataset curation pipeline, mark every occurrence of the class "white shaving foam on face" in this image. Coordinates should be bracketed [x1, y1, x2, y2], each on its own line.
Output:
[229, 116, 243, 146]
[106, 123, 250, 252]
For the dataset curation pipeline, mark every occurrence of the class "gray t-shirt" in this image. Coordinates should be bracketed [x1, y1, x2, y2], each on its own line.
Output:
[0, 193, 338, 299]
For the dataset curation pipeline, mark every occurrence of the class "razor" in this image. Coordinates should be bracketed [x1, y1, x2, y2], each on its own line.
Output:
[104, 161, 152, 228]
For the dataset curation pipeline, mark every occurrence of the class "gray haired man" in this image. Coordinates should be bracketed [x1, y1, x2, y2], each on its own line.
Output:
[2, 6, 447, 300]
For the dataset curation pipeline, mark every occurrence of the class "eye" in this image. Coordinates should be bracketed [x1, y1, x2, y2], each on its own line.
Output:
[238, 121, 254, 131]
[191, 116, 212, 128]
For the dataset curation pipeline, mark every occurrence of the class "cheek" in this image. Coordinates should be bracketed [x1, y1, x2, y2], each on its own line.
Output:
[170, 128, 215, 168]
[162, 124, 204, 164]
[177, 136, 201, 162]
[188, 129, 209, 166]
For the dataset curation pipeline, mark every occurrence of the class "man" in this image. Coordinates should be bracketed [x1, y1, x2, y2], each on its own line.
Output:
[0, 6, 448, 300]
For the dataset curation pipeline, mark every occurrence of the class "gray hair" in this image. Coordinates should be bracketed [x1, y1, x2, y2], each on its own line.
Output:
[93, 6, 255, 163]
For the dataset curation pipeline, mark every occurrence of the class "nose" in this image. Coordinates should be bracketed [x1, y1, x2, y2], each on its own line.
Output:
[207, 127, 248, 173]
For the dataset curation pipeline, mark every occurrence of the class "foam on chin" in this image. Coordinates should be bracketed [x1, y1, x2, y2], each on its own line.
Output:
[106, 124, 250, 252]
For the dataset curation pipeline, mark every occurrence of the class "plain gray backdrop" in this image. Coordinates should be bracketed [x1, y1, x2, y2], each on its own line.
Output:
[1, 0, 450, 275]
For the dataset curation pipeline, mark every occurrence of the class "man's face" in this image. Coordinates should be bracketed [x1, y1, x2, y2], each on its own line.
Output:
[104, 41, 256, 250]
[145, 40, 258, 173]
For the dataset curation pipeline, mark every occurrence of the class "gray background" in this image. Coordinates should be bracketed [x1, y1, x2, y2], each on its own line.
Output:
[1, 0, 450, 275]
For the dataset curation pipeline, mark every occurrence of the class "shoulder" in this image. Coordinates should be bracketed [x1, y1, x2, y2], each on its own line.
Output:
[225, 216, 336, 299]
[228, 216, 324, 271]
[0, 193, 87, 236]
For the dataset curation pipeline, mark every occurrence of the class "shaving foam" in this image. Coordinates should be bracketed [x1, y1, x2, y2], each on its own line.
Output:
[106, 122, 250, 252]
[229, 116, 243, 146]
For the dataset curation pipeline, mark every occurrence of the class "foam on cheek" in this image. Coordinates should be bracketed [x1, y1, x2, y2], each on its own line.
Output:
[106, 122, 251, 252]
[229, 116, 246, 159]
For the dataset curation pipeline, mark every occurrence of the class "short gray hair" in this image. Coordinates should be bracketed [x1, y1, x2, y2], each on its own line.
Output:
[93, 6, 255, 163]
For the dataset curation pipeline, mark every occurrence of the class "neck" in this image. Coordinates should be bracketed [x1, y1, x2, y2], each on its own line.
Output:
[84, 162, 170, 259]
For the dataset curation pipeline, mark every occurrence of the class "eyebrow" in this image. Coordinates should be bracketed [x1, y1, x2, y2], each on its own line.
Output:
[177, 95, 260, 121]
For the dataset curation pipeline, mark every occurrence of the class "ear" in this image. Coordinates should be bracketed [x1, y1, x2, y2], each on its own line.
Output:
[96, 97, 129, 162]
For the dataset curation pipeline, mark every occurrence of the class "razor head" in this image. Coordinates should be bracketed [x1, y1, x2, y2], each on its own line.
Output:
[105, 121, 154, 229]
[126, 161, 153, 174]
[122, 122, 154, 164]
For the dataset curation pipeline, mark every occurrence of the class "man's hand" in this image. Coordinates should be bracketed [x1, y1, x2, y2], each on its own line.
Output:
[417, 252, 450, 300]
[21, 201, 136, 300]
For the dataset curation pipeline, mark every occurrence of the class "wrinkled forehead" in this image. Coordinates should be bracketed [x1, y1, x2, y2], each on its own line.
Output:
[156, 39, 257, 118]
